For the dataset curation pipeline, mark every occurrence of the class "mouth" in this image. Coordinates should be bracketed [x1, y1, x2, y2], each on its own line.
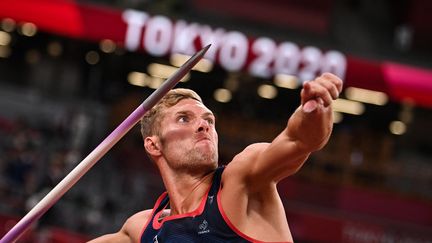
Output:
[196, 136, 212, 144]
[197, 137, 210, 142]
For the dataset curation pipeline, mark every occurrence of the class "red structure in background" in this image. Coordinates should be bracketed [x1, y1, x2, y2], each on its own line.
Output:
[1, 0, 432, 108]
[279, 178, 432, 242]
[191, 0, 335, 34]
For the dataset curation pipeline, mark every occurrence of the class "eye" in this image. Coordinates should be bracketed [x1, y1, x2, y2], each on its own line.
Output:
[178, 115, 189, 123]
[206, 118, 215, 125]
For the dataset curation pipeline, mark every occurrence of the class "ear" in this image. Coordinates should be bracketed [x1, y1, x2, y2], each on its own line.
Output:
[144, 136, 162, 157]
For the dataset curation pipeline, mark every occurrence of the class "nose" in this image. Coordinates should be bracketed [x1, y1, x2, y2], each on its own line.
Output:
[197, 119, 210, 133]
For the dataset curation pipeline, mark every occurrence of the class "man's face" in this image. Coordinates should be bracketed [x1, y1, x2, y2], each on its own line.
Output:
[157, 98, 218, 172]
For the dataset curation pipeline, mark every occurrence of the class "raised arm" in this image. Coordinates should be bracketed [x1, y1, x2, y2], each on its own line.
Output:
[227, 73, 343, 187]
[217, 73, 343, 241]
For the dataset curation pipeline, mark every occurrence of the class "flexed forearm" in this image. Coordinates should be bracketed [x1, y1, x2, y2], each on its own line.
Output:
[286, 103, 333, 153]
[286, 73, 343, 152]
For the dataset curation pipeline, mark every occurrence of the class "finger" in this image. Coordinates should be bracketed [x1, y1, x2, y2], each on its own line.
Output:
[316, 87, 333, 107]
[321, 90, 333, 107]
[321, 72, 343, 93]
[302, 81, 333, 107]
[302, 99, 318, 113]
[318, 79, 340, 100]
[301, 81, 314, 106]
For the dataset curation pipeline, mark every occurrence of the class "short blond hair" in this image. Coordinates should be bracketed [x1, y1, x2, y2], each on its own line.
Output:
[140, 88, 202, 139]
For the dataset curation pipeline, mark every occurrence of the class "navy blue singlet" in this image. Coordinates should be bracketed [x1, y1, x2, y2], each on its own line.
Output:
[140, 167, 286, 243]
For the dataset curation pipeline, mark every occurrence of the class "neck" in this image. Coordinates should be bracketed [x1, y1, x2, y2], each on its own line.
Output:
[159, 165, 215, 215]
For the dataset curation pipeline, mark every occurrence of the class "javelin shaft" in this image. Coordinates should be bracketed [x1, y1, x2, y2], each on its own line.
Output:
[1, 44, 211, 243]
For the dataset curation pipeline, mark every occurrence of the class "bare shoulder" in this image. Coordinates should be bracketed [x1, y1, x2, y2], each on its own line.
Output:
[223, 142, 269, 178]
[88, 210, 152, 243]
[231, 143, 269, 165]
[125, 209, 153, 224]
[219, 143, 293, 241]
[122, 209, 153, 240]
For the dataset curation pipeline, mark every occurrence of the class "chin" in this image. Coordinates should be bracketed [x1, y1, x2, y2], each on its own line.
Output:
[197, 154, 218, 169]
[201, 161, 218, 175]
[184, 150, 218, 172]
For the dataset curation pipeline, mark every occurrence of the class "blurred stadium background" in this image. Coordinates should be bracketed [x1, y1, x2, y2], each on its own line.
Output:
[0, 0, 431, 242]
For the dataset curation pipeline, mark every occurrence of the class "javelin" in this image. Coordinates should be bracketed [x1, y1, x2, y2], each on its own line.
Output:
[1, 44, 211, 243]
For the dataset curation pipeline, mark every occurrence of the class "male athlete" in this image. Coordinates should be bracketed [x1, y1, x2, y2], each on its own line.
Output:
[90, 73, 343, 242]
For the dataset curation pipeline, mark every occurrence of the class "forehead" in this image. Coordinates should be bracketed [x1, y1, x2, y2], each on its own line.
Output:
[164, 98, 213, 116]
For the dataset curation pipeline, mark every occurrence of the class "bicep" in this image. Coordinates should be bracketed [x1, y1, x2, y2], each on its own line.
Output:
[230, 132, 310, 190]
[254, 131, 310, 182]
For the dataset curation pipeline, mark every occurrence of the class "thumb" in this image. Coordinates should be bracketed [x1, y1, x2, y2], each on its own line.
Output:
[301, 81, 318, 113]
[302, 99, 318, 113]
[302, 97, 324, 113]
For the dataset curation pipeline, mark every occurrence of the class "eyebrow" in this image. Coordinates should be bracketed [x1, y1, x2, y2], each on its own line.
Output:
[175, 111, 215, 119]
[202, 112, 215, 119]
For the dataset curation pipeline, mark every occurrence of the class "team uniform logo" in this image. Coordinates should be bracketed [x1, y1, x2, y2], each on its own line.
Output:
[153, 235, 159, 243]
[198, 220, 210, 234]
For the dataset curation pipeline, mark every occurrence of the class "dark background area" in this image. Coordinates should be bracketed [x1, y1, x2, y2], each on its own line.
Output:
[0, 0, 431, 242]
